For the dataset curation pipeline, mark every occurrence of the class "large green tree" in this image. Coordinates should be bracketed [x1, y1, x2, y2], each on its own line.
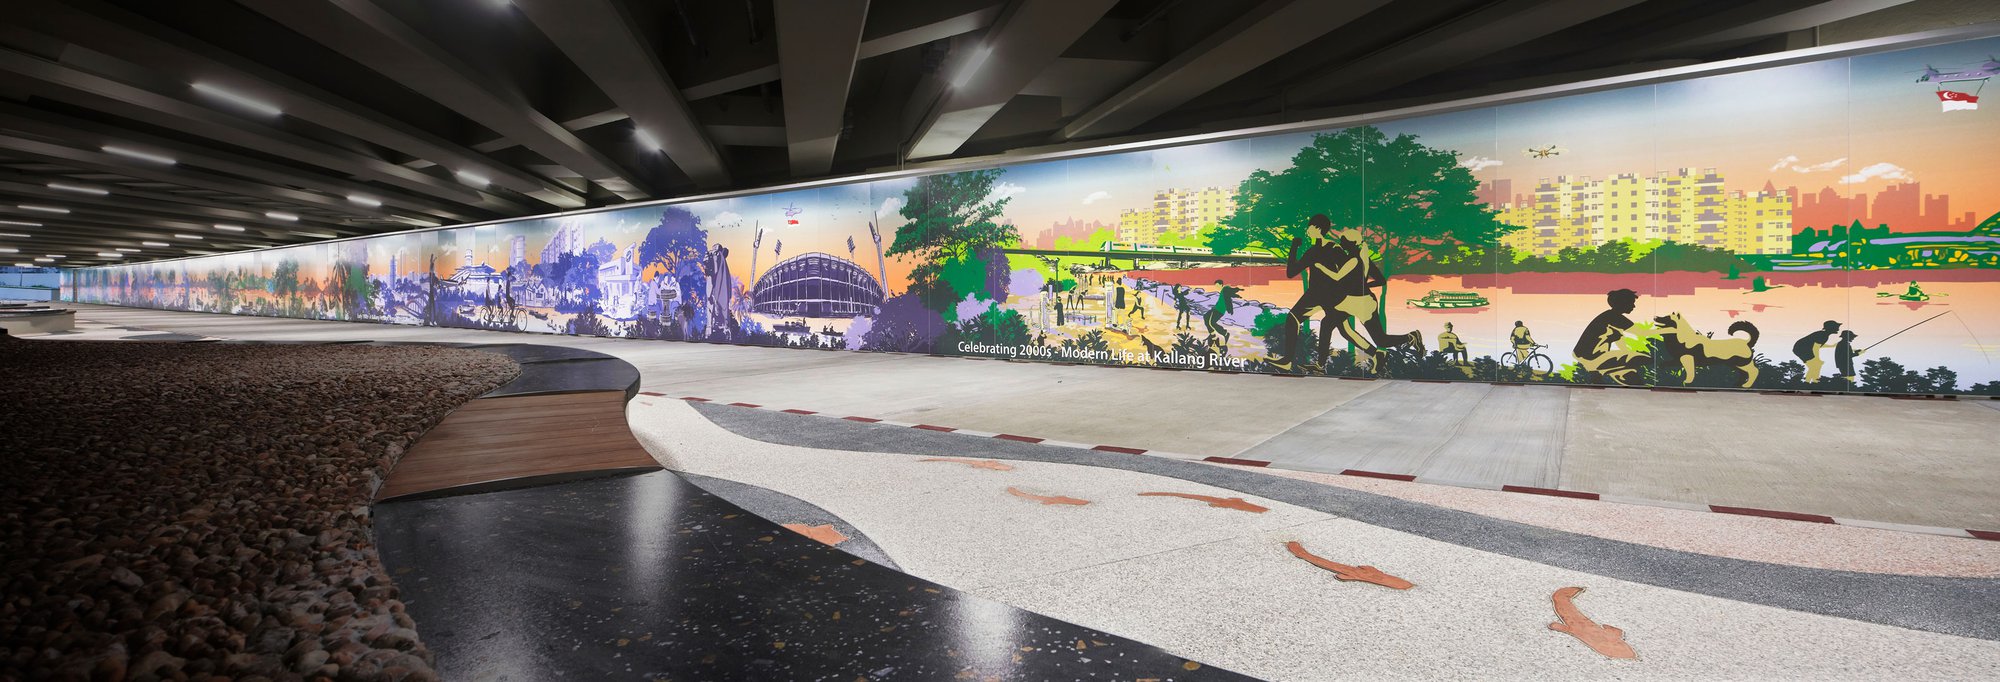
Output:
[887, 169, 1017, 313]
[1207, 126, 1518, 274]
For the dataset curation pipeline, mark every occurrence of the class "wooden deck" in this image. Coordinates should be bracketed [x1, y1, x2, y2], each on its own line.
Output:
[378, 391, 660, 500]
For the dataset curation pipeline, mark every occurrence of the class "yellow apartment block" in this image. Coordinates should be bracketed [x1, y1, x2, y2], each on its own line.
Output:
[1497, 168, 1792, 257]
[1118, 186, 1234, 243]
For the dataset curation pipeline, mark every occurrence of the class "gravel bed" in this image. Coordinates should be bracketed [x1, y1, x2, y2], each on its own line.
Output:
[1, 338, 518, 680]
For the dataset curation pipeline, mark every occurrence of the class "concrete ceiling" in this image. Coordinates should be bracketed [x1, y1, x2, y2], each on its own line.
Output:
[0, 0, 1985, 267]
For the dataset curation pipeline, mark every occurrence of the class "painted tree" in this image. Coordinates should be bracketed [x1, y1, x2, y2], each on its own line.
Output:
[1206, 126, 1518, 296]
[637, 206, 711, 332]
[886, 169, 1017, 313]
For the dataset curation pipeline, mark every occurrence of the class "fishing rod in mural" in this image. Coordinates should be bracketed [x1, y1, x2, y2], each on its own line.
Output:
[68, 36, 2000, 395]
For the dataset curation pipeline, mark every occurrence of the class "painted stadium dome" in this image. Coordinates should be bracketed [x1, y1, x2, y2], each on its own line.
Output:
[750, 252, 884, 317]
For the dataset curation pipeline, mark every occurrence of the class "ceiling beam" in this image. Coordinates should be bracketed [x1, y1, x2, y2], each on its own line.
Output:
[0, 103, 470, 224]
[0, 179, 359, 238]
[513, 0, 731, 189]
[15, 0, 587, 210]
[239, 0, 651, 200]
[1281, 0, 1647, 107]
[774, 0, 871, 176]
[0, 134, 422, 230]
[0, 46, 529, 216]
[436, 2, 1006, 161]
[904, 0, 1119, 160]
[1055, 0, 1392, 142]
[1650, 0, 1915, 54]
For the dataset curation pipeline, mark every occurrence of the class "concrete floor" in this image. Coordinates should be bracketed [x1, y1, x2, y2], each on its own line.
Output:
[36, 303, 2000, 530]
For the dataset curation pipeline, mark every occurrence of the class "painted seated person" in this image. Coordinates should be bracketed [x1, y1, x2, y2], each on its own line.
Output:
[1571, 288, 1650, 384]
[1437, 322, 1468, 364]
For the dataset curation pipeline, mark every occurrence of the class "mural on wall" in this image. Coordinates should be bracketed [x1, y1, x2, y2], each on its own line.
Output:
[68, 36, 2000, 395]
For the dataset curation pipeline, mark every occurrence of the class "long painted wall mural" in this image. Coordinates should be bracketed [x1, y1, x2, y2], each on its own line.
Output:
[68, 37, 2000, 395]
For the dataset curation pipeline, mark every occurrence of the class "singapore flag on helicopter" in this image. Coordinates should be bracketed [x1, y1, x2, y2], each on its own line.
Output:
[1937, 89, 1979, 111]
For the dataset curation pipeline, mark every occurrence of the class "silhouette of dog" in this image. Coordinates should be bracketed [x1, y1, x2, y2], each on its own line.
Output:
[1652, 312, 1759, 387]
[1139, 335, 1167, 359]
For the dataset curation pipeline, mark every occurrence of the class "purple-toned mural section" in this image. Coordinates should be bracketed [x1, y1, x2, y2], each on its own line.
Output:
[67, 36, 2000, 394]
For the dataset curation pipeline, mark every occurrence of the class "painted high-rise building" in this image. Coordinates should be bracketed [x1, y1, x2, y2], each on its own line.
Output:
[1116, 186, 1233, 243]
[510, 235, 527, 271]
[1497, 168, 1792, 256]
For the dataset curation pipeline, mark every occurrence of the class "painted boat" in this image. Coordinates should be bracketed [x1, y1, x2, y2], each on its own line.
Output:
[1406, 290, 1491, 309]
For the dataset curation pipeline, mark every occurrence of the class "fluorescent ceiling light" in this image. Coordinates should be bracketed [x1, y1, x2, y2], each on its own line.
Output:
[265, 211, 299, 221]
[96, 252, 124, 257]
[102, 146, 176, 165]
[634, 128, 662, 151]
[45, 255, 64, 259]
[0, 220, 40, 227]
[34, 257, 52, 262]
[173, 234, 204, 240]
[0, 233, 28, 238]
[0, 247, 16, 253]
[213, 224, 246, 231]
[396, 216, 440, 227]
[114, 247, 140, 252]
[349, 195, 381, 207]
[142, 241, 169, 247]
[192, 82, 283, 117]
[455, 170, 491, 187]
[48, 183, 109, 195]
[951, 47, 993, 88]
[18, 205, 69, 214]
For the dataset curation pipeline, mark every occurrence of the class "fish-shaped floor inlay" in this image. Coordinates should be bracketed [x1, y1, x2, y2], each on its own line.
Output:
[1006, 486, 1090, 506]
[1137, 492, 1269, 513]
[919, 457, 1015, 471]
[1284, 541, 1413, 590]
[1548, 586, 1637, 659]
[781, 523, 849, 546]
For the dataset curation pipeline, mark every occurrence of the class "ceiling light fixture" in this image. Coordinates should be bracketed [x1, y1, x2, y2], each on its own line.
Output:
[951, 47, 993, 88]
[45, 255, 64, 259]
[396, 216, 440, 227]
[455, 170, 491, 187]
[96, 252, 124, 258]
[34, 257, 52, 262]
[0, 247, 17, 253]
[102, 146, 176, 165]
[213, 224, 246, 231]
[142, 241, 169, 247]
[634, 128, 662, 151]
[48, 183, 109, 195]
[349, 195, 382, 207]
[0, 220, 40, 227]
[265, 211, 299, 221]
[18, 205, 69, 214]
[191, 82, 283, 117]
[173, 234, 204, 240]
[0, 233, 28, 238]
[114, 247, 140, 252]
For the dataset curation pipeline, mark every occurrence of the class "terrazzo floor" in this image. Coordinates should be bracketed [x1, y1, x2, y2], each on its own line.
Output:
[24, 303, 2000, 680]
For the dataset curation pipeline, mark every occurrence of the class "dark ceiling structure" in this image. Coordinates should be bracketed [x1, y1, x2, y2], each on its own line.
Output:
[0, 0, 1987, 267]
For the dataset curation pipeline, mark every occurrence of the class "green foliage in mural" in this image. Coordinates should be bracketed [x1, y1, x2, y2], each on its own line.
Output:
[889, 169, 1018, 313]
[1207, 126, 1520, 272]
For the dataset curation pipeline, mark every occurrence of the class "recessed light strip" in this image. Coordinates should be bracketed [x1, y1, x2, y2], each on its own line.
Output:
[48, 183, 109, 195]
[102, 146, 176, 165]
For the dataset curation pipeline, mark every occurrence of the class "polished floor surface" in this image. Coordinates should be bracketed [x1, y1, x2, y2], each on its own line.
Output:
[25, 304, 2000, 680]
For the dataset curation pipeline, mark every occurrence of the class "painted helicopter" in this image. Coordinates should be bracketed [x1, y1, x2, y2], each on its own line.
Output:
[1916, 57, 2000, 84]
[1525, 144, 1565, 159]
